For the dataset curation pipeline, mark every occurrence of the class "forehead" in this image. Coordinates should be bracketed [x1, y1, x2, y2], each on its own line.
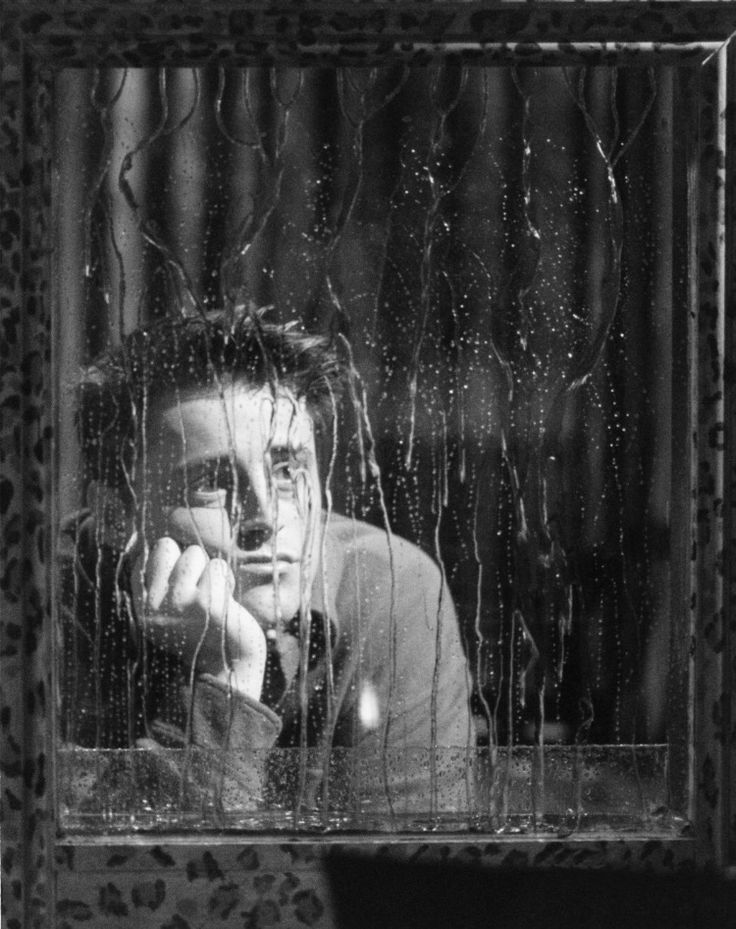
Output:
[149, 383, 314, 457]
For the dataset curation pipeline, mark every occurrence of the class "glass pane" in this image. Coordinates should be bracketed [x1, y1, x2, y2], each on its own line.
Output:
[54, 63, 691, 833]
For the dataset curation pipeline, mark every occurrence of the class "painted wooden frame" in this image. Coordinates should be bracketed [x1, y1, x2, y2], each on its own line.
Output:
[2, 3, 735, 927]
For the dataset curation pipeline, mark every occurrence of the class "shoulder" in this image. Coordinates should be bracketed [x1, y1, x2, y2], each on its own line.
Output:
[321, 512, 443, 588]
[319, 514, 459, 652]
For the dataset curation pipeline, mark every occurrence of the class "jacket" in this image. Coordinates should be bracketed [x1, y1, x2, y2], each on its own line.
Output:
[59, 510, 475, 827]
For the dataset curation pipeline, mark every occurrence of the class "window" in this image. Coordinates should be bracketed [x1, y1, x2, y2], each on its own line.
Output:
[2, 4, 735, 927]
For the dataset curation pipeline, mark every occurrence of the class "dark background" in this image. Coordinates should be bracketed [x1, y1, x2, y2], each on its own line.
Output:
[327, 854, 736, 929]
[55, 63, 689, 754]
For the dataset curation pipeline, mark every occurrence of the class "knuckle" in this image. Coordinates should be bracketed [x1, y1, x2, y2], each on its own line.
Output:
[208, 557, 234, 585]
[183, 544, 208, 562]
[155, 536, 180, 556]
[196, 586, 226, 618]
[165, 585, 192, 613]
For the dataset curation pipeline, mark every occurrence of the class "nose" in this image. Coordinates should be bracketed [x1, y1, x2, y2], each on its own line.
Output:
[237, 519, 273, 552]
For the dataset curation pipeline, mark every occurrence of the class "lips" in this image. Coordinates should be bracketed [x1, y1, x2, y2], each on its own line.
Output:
[236, 550, 299, 575]
[238, 550, 298, 564]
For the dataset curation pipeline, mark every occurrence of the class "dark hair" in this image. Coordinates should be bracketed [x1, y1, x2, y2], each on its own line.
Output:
[77, 307, 346, 506]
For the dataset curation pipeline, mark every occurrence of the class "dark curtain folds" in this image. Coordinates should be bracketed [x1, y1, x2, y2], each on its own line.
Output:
[55, 62, 686, 753]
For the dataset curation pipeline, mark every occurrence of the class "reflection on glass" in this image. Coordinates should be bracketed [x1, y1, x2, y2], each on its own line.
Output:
[55, 64, 690, 833]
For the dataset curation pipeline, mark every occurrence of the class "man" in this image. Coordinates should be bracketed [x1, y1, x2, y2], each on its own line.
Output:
[62, 308, 474, 824]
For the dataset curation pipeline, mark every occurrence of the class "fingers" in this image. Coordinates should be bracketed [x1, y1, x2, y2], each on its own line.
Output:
[143, 541, 236, 622]
[144, 537, 182, 610]
[134, 539, 266, 699]
[196, 558, 236, 620]
[165, 545, 209, 612]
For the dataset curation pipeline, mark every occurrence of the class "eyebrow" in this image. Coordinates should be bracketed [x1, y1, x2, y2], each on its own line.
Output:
[171, 455, 234, 477]
[172, 443, 309, 473]
[267, 440, 309, 457]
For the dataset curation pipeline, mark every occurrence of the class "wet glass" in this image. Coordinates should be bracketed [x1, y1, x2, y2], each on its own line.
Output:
[54, 64, 691, 834]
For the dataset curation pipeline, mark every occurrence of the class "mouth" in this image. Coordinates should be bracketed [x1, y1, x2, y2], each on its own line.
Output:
[236, 551, 299, 575]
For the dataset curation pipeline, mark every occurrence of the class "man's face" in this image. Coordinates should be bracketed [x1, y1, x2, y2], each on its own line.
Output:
[142, 381, 322, 630]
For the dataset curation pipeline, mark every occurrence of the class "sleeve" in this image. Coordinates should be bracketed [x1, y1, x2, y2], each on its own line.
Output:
[57, 509, 140, 749]
[59, 512, 283, 817]
[170, 673, 282, 811]
[382, 556, 475, 815]
[334, 534, 476, 817]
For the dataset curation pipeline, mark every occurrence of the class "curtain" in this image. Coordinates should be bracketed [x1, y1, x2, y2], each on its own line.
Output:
[54, 62, 686, 827]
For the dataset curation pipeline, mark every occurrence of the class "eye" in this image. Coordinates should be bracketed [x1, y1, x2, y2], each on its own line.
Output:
[270, 448, 299, 490]
[185, 460, 233, 505]
[272, 459, 295, 486]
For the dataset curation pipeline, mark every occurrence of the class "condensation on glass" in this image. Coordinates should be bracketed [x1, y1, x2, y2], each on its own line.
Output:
[53, 63, 692, 835]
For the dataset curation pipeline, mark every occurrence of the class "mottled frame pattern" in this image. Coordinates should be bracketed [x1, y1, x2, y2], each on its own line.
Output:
[1, 3, 735, 928]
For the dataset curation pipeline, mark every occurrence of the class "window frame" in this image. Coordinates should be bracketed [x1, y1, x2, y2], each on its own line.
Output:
[1, 3, 735, 926]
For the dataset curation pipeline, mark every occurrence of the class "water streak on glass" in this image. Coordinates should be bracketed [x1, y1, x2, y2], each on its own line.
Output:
[55, 63, 691, 835]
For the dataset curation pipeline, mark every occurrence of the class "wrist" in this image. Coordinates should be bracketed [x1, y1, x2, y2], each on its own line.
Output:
[208, 652, 266, 702]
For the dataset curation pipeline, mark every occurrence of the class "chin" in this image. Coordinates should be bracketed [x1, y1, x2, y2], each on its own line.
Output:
[238, 574, 305, 627]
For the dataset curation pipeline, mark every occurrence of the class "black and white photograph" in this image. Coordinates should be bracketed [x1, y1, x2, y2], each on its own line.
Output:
[3, 5, 736, 927]
[54, 62, 686, 832]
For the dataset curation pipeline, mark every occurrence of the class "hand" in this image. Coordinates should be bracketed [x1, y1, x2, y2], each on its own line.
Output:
[132, 538, 267, 700]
